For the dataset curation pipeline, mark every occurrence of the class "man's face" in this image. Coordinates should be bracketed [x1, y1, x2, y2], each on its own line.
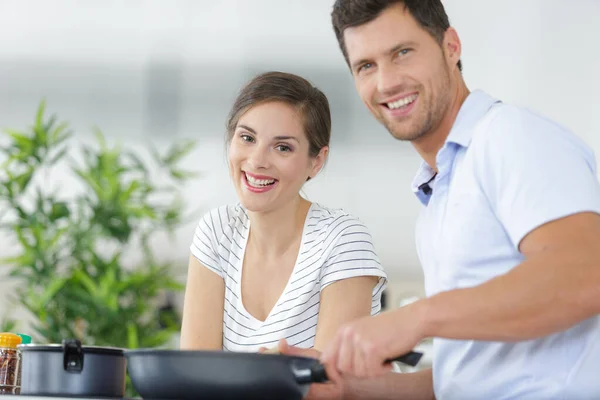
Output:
[344, 3, 454, 142]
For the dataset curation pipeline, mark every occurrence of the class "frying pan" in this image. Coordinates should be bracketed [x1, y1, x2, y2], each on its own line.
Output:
[125, 348, 422, 400]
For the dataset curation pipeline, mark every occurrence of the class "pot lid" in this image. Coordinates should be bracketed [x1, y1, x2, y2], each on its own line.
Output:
[18, 343, 125, 355]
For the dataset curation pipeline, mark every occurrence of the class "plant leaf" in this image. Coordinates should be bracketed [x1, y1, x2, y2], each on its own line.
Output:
[35, 99, 46, 129]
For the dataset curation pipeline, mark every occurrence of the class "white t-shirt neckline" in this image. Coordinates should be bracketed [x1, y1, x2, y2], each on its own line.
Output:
[235, 202, 315, 327]
[190, 201, 387, 351]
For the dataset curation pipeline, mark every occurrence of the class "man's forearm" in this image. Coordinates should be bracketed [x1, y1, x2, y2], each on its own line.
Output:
[344, 369, 434, 400]
[420, 248, 600, 342]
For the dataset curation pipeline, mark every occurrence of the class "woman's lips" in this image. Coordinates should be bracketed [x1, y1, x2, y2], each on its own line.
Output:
[242, 172, 278, 193]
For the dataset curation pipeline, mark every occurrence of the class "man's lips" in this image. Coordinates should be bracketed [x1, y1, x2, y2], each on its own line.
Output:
[380, 92, 419, 109]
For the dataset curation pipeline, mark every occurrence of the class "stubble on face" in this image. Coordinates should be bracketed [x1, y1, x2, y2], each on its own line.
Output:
[380, 59, 453, 143]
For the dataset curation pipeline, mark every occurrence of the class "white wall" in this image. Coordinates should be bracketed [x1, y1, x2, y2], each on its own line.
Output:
[0, 0, 599, 322]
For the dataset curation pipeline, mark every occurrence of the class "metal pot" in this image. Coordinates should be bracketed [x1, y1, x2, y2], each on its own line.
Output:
[19, 339, 126, 398]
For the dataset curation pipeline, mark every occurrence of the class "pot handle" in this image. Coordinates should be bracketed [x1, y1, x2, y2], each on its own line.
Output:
[62, 339, 84, 373]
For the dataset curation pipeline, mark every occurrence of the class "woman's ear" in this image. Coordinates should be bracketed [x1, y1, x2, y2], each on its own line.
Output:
[308, 146, 329, 179]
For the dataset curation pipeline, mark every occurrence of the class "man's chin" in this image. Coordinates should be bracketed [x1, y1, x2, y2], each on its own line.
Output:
[386, 125, 424, 142]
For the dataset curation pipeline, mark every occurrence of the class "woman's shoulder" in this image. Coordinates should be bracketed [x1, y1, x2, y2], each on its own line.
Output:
[199, 203, 249, 233]
[308, 203, 372, 235]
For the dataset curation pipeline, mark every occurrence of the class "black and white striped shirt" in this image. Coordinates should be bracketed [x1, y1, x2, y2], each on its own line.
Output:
[190, 202, 387, 352]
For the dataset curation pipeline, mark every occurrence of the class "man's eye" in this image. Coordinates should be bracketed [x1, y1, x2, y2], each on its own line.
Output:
[358, 63, 373, 74]
[398, 48, 412, 56]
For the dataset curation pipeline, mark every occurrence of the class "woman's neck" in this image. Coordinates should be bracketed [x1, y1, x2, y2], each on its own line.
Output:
[246, 196, 311, 259]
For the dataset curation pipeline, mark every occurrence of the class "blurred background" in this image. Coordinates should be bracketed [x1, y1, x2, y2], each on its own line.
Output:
[0, 0, 598, 370]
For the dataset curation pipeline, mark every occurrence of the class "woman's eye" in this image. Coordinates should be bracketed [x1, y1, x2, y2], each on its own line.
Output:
[240, 134, 254, 143]
[276, 144, 292, 152]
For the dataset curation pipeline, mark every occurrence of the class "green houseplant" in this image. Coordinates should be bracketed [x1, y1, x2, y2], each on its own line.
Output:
[0, 101, 199, 394]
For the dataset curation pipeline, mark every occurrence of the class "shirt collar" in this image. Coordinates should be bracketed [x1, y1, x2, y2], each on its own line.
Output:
[411, 161, 437, 205]
[411, 90, 501, 205]
[445, 89, 500, 148]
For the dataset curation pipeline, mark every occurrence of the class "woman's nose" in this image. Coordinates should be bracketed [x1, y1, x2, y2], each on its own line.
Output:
[247, 146, 270, 169]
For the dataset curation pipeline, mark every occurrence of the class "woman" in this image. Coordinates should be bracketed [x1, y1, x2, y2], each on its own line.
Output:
[180, 71, 387, 352]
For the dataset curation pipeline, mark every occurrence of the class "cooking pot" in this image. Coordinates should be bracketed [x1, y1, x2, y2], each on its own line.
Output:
[125, 348, 422, 400]
[19, 339, 126, 398]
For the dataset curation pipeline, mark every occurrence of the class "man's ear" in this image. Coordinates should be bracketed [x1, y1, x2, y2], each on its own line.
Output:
[443, 27, 462, 70]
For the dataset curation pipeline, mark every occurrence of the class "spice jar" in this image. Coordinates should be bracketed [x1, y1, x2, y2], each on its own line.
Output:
[0, 332, 22, 395]
[15, 334, 31, 391]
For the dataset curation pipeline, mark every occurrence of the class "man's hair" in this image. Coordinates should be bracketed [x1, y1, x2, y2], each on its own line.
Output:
[331, 0, 462, 72]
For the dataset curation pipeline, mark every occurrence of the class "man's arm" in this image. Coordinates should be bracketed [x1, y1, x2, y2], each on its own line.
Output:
[343, 369, 434, 400]
[277, 340, 434, 400]
[421, 211, 600, 341]
[334, 213, 599, 397]
[426, 111, 600, 342]
[321, 115, 600, 380]
[321, 212, 600, 378]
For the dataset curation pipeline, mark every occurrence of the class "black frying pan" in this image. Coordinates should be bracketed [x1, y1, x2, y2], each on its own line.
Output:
[125, 349, 422, 400]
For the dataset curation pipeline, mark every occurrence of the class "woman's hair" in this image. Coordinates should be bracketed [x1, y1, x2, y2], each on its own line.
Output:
[226, 71, 331, 158]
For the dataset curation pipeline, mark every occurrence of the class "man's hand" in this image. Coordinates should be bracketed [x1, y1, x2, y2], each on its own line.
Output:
[320, 302, 427, 379]
[276, 340, 345, 400]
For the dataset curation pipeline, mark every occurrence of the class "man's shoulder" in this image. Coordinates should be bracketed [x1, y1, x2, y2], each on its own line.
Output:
[463, 99, 598, 193]
[471, 101, 594, 161]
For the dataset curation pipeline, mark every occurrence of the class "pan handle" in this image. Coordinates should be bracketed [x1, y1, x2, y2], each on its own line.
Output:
[388, 351, 423, 367]
[294, 351, 424, 384]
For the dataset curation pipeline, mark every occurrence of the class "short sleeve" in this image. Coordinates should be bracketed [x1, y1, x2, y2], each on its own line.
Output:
[477, 106, 600, 248]
[190, 209, 224, 278]
[319, 218, 388, 291]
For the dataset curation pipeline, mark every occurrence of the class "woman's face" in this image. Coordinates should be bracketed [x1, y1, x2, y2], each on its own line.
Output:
[228, 101, 327, 213]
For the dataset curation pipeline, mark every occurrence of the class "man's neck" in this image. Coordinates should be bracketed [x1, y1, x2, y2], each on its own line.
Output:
[413, 79, 470, 171]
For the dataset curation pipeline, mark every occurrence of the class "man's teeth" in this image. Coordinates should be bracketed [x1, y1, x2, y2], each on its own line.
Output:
[246, 173, 275, 187]
[387, 94, 418, 110]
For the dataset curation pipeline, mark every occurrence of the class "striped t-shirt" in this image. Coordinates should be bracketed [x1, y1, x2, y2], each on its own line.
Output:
[190, 202, 388, 352]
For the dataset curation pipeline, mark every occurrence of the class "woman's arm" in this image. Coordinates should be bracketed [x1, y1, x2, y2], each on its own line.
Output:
[313, 276, 379, 351]
[312, 215, 387, 351]
[179, 254, 225, 350]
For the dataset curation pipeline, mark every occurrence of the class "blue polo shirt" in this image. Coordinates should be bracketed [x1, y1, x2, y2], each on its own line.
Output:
[413, 90, 600, 399]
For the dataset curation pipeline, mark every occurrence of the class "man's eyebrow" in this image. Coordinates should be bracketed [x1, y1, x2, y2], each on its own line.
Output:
[351, 41, 419, 70]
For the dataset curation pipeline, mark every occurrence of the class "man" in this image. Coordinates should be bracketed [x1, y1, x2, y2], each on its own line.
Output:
[281, 0, 600, 399]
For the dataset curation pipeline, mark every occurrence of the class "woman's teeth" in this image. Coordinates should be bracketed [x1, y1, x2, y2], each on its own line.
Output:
[246, 173, 275, 187]
[387, 94, 418, 110]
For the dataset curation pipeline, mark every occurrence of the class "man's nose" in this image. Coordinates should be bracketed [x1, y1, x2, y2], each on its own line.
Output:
[377, 63, 404, 97]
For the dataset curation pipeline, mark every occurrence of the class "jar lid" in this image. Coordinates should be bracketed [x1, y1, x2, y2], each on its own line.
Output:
[17, 333, 32, 344]
[0, 332, 22, 349]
